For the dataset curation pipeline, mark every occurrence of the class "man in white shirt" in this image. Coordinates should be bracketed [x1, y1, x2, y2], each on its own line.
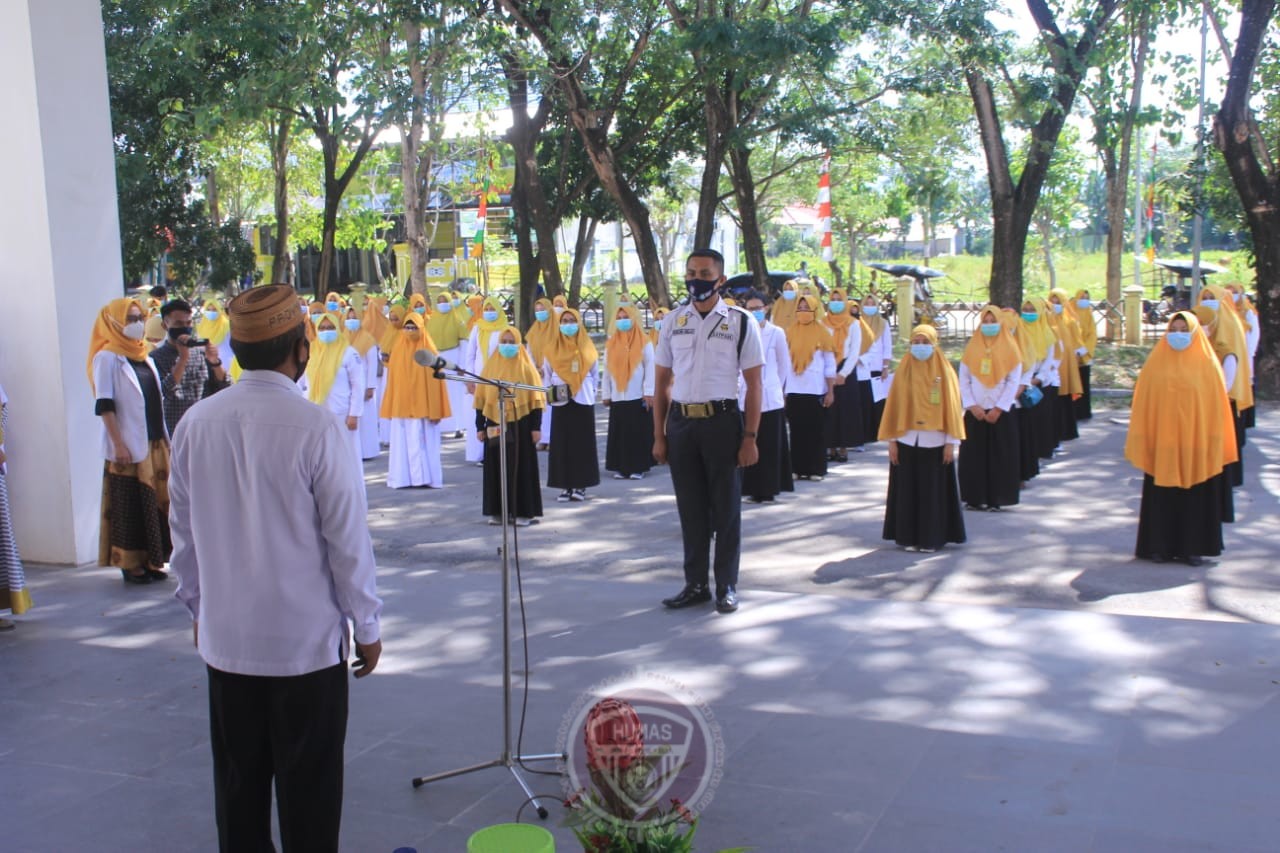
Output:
[170, 284, 383, 853]
[653, 250, 764, 613]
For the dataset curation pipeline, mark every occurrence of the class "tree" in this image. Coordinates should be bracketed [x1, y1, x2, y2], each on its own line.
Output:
[1212, 0, 1280, 396]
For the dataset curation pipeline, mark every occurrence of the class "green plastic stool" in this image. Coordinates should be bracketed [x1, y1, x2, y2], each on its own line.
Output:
[466, 822, 555, 853]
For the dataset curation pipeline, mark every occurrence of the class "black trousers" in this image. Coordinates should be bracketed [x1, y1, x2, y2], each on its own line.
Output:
[208, 662, 348, 853]
[667, 407, 743, 590]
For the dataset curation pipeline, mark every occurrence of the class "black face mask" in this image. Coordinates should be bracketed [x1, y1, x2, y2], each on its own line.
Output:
[686, 277, 719, 303]
[167, 326, 192, 341]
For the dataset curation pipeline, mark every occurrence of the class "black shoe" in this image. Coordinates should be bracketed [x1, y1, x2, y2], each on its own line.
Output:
[1185, 555, 1204, 567]
[1149, 553, 1168, 564]
[146, 569, 172, 581]
[715, 586, 739, 613]
[121, 569, 150, 585]
[662, 584, 711, 609]
[556, 490, 573, 502]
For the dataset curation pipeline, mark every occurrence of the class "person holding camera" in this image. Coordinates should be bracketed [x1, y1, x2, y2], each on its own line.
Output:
[149, 299, 230, 435]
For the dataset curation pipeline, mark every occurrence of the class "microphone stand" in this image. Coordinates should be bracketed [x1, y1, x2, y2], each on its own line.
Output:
[410, 361, 563, 820]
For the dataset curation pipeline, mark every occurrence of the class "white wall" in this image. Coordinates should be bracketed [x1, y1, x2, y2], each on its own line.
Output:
[0, 0, 122, 564]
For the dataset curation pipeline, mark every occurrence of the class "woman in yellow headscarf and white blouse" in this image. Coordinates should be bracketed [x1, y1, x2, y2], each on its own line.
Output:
[1195, 284, 1254, 489]
[1126, 311, 1236, 566]
[474, 326, 547, 526]
[380, 312, 451, 488]
[821, 288, 864, 462]
[958, 306, 1023, 511]
[879, 324, 967, 552]
[782, 294, 837, 481]
[426, 289, 471, 436]
[602, 303, 655, 480]
[526, 297, 559, 449]
[541, 307, 600, 502]
[344, 305, 381, 459]
[299, 310, 368, 476]
[196, 298, 234, 371]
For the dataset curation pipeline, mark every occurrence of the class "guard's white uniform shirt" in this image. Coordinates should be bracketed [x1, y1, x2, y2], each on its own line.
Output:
[655, 299, 764, 402]
[600, 341, 655, 402]
[170, 370, 382, 677]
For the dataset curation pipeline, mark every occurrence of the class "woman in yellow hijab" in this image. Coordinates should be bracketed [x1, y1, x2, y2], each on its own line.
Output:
[475, 326, 547, 525]
[89, 298, 172, 583]
[196, 299, 234, 368]
[380, 311, 451, 488]
[821, 288, 865, 462]
[1070, 289, 1098, 420]
[1046, 289, 1084, 444]
[879, 324, 967, 552]
[526, 297, 559, 450]
[856, 291, 893, 442]
[540, 306, 600, 501]
[1222, 282, 1260, 431]
[602, 303, 655, 480]
[425, 289, 471, 437]
[344, 305, 381, 460]
[1020, 297, 1063, 461]
[770, 279, 801, 328]
[462, 297, 511, 464]
[648, 306, 669, 349]
[782, 294, 838, 480]
[957, 306, 1024, 511]
[1000, 307, 1040, 485]
[300, 310, 367, 474]
[306, 300, 326, 342]
[1126, 311, 1237, 565]
[1196, 284, 1253, 489]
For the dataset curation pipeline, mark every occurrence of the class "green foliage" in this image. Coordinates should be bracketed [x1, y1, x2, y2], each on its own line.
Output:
[166, 201, 256, 291]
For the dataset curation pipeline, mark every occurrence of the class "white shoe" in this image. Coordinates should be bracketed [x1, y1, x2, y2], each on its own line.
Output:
[487, 516, 500, 525]
[570, 489, 587, 502]
[612, 472, 628, 480]
[515, 517, 532, 527]
[629, 473, 644, 480]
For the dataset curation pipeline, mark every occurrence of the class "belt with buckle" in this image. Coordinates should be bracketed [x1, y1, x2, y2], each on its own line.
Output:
[676, 400, 738, 419]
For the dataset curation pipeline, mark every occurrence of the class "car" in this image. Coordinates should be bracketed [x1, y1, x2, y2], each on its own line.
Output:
[721, 271, 825, 303]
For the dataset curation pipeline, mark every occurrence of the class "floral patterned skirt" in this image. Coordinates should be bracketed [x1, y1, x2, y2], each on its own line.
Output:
[99, 439, 171, 572]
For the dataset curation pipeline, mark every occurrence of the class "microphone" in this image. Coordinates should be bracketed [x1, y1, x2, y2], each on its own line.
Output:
[413, 349, 460, 372]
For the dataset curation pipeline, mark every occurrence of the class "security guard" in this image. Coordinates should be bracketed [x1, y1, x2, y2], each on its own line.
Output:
[653, 249, 764, 613]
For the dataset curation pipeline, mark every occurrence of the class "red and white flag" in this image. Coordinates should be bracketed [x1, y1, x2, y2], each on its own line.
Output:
[817, 152, 833, 262]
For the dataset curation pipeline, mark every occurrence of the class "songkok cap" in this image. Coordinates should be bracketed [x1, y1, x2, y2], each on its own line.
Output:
[228, 284, 305, 343]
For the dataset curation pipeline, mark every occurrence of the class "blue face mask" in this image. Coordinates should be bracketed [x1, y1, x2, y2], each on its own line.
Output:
[1200, 299, 1219, 311]
[1076, 299, 1091, 310]
[615, 318, 633, 332]
[482, 309, 500, 323]
[436, 301, 452, 313]
[828, 301, 845, 314]
[980, 323, 1001, 337]
[1021, 312, 1038, 323]
[560, 323, 579, 337]
[452, 299, 462, 307]
[203, 310, 218, 322]
[752, 309, 767, 323]
[781, 291, 797, 301]
[1051, 302, 1064, 314]
[1232, 292, 1243, 304]
[534, 309, 550, 323]
[414, 306, 427, 314]
[326, 301, 340, 311]
[655, 319, 663, 330]
[311, 313, 324, 325]
[863, 305, 878, 317]
[316, 329, 339, 344]
[1166, 331, 1193, 351]
[910, 343, 934, 361]
[344, 318, 360, 331]
[300, 305, 309, 316]
[498, 342, 520, 359]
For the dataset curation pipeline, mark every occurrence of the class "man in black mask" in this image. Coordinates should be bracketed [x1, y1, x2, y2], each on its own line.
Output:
[149, 298, 230, 435]
[652, 249, 764, 614]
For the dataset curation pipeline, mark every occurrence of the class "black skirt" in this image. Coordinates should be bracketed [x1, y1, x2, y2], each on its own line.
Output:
[1015, 405, 1040, 482]
[547, 400, 601, 489]
[1056, 387, 1079, 441]
[483, 412, 544, 519]
[824, 370, 864, 448]
[1073, 364, 1093, 421]
[1225, 403, 1244, 488]
[605, 399, 654, 476]
[958, 410, 1021, 509]
[1033, 385, 1060, 459]
[785, 393, 827, 477]
[858, 379, 883, 442]
[882, 442, 966, 549]
[1135, 473, 1228, 560]
[741, 408, 793, 500]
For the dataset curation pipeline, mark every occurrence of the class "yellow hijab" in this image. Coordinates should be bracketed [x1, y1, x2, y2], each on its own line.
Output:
[1125, 312, 1238, 488]
[860, 294, 887, 342]
[408, 293, 430, 317]
[1018, 298, 1056, 366]
[878, 324, 966, 441]
[1223, 283, 1257, 333]
[306, 301, 326, 342]
[363, 297, 390, 343]
[1072, 289, 1098, 362]
[648, 307, 669, 348]
[304, 311, 349, 406]
[1195, 285, 1253, 409]
[196, 299, 231, 345]
[345, 308, 378, 357]
[465, 294, 484, 332]
[526, 297, 558, 366]
[474, 326, 546, 424]
[999, 308, 1032, 372]
[545, 307, 599, 395]
[88, 298, 148, 392]
[380, 304, 407, 354]
[783, 294, 837, 374]
[1043, 292, 1084, 396]
[822, 288, 855, 357]
[961, 306, 1023, 387]
[771, 280, 801, 329]
[476, 296, 511, 358]
[425, 293, 466, 351]
[606, 304, 647, 390]
[379, 312, 451, 420]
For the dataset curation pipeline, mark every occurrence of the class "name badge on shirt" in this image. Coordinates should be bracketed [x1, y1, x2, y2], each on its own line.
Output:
[571, 358, 579, 373]
[980, 358, 992, 376]
[929, 388, 941, 405]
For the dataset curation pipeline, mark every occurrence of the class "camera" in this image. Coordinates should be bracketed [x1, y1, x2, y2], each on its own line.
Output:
[183, 336, 210, 348]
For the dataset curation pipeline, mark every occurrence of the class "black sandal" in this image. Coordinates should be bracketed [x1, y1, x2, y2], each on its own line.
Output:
[121, 569, 150, 585]
[146, 569, 172, 581]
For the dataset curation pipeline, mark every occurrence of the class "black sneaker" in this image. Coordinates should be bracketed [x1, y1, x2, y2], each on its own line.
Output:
[556, 490, 573, 502]
[570, 489, 587, 502]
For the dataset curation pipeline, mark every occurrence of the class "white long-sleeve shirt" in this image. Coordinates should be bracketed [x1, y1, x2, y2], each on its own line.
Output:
[836, 322, 864, 378]
[170, 370, 382, 677]
[855, 323, 892, 380]
[600, 341, 655, 402]
[1031, 346, 1061, 388]
[782, 347, 837, 396]
[543, 358, 600, 406]
[1222, 353, 1238, 393]
[738, 321, 787, 412]
[959, 363, 1023, 412]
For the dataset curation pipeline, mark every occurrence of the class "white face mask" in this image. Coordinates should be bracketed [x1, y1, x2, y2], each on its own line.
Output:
[122, 320, 146, 340]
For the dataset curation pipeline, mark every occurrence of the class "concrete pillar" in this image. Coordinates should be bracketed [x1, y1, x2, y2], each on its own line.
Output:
[0, 0, 121, 564]
[1123, 284, 1144, 345]
[896, 278, 915, 342]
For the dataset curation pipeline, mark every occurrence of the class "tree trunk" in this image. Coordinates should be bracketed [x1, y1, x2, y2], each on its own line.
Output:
[695, 86, 732, 247]
[1102, 20, 1148, 340]
[827, 260, 843, 290]
[1213, 0, 1280, 398]
[400, 22, 427, 296]
[313, 105, 377, 299]
[728, 146, 768, 291]
[206, 167, 221, 226]
[268, 112, 292, 285]
[1038, 219, 1057, 290]
[569, 216, 596, 307]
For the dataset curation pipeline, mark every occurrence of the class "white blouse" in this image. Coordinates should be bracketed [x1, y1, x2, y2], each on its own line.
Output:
[959, 362, 1022, 412]
[782, 347, 836, 396]
[600, 341, 655, 402]
[739, 321, 788, 412]
[543, 358, 599, 406]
